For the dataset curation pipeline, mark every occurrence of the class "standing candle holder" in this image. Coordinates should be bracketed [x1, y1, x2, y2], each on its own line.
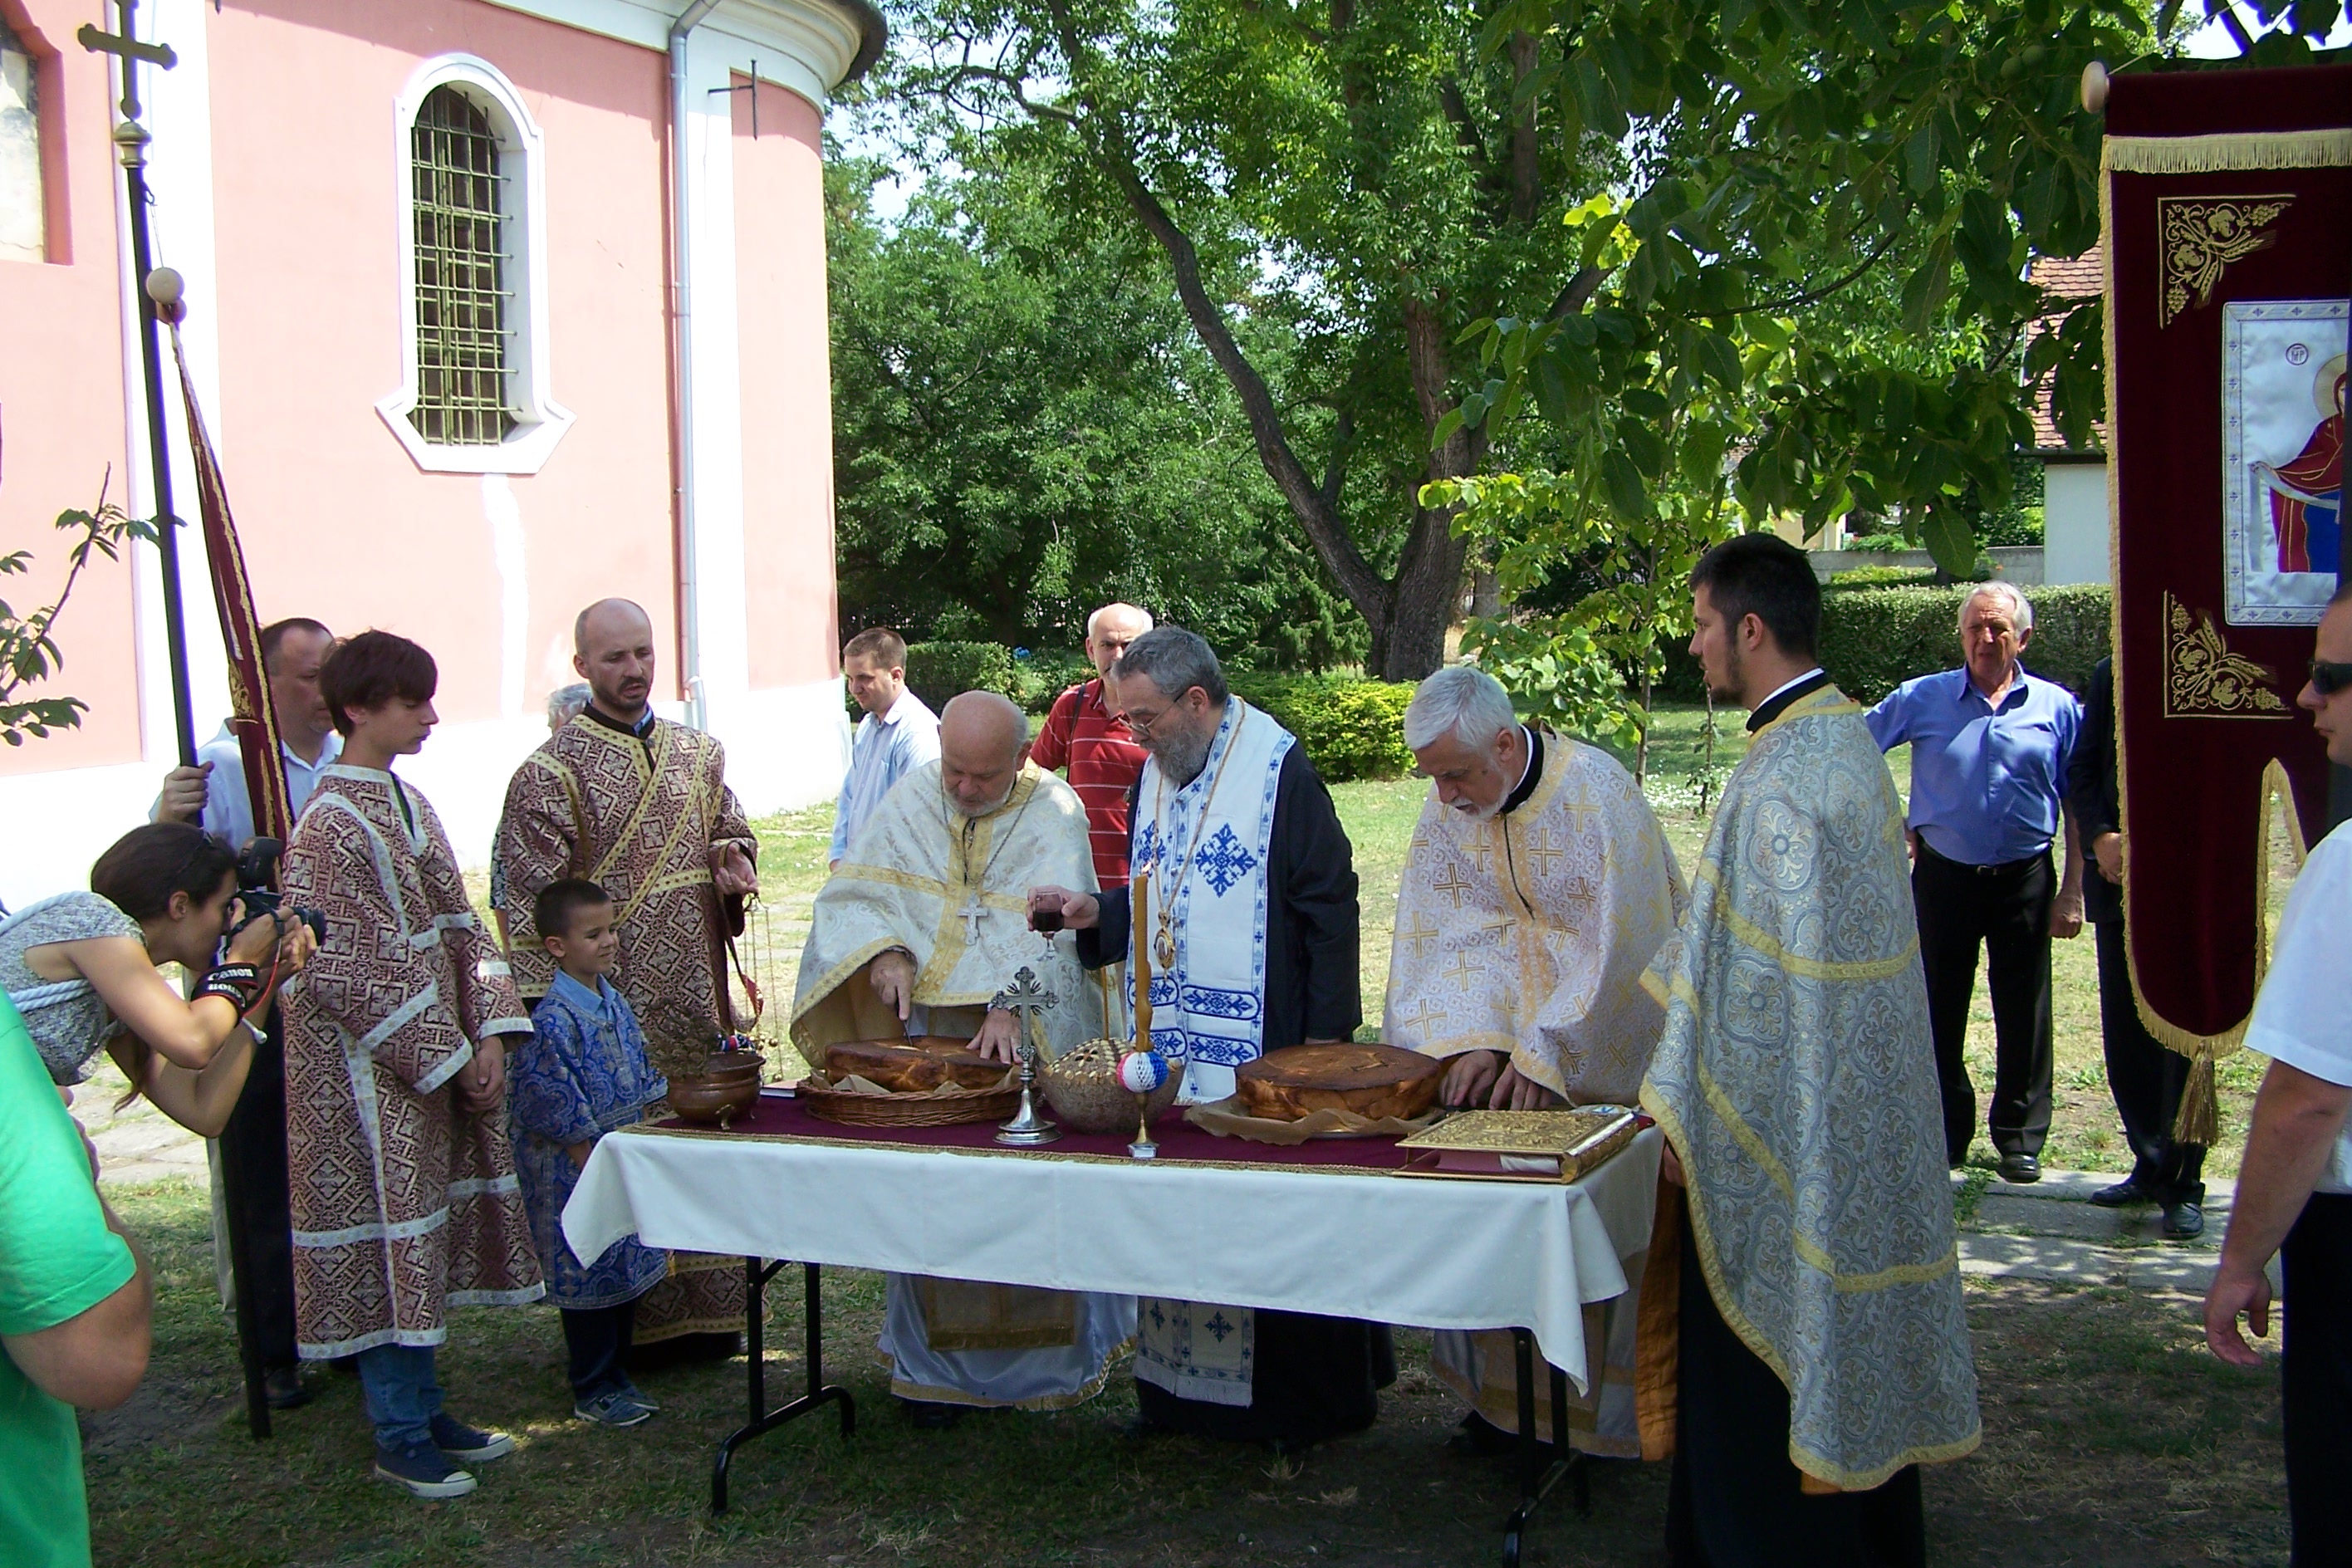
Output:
[992, 965, 1061, 1146]
[1129, 868, 1159, 1159]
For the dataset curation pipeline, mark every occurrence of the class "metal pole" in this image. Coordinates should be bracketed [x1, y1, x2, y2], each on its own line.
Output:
[115, 120, 196, 769]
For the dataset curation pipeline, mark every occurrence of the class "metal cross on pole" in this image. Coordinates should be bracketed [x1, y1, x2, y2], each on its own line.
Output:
[81, 0, 196, 769]
[991, 965, 1061, 1145]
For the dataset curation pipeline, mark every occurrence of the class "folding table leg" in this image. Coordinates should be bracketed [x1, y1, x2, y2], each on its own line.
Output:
[710, 1260, 855, 1513]
[1501, 1327, 1588, 1567]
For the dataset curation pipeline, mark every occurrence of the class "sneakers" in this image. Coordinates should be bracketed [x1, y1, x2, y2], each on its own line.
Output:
[429, 1413, 516, 1463]
[575, 1389, 658, 1428]
[375, 1439, 477, 1499]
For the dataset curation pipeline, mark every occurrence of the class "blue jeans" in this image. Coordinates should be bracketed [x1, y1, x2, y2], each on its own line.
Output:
[355, 1344, 444, 1450]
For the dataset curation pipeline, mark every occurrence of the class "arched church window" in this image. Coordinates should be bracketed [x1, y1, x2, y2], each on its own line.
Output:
[409, 85, 512, 446]
[0, 19, 43, 264]
[376, 56, 571, 474]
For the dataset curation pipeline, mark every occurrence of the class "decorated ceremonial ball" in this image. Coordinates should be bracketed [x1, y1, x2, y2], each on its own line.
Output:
[1116, 1050, 1170, 1094]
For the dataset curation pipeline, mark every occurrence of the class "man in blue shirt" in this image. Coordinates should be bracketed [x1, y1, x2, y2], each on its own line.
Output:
[831, 628, 942, 867]
[1865, 582, 2085, 1183]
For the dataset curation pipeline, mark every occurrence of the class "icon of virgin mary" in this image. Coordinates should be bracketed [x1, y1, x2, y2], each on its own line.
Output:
[2258, 354, 2345, 576]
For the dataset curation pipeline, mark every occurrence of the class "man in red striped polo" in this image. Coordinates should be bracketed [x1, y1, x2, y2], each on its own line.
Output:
[1031, 603, 1152, 889]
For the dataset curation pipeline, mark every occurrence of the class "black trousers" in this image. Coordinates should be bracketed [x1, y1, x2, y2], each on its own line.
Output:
[2092, 919, 2205, 1202]
[213, 1011, 298, 1370]
[1134, 1311, 1394, 1448]
[1911, 841, 2055, 1163]
[561, 1301, 639, 1400]
[1665, 1224, 1925, 1568]
[2285, 1194, 2352, 1566]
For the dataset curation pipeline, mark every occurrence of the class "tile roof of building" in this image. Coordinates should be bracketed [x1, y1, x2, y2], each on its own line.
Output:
[2027, 244, 2105, 456]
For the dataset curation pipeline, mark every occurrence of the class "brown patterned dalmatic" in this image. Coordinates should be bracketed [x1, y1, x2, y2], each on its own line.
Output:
[280, 766, 545, 1359]
[495, 713, 759, 1340]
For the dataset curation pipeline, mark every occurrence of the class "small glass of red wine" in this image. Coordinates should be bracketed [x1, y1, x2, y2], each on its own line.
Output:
[1030, 904, 1066, 933]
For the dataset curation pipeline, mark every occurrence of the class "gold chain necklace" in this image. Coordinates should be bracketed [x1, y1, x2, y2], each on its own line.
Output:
[1145, 701, 1248, 973]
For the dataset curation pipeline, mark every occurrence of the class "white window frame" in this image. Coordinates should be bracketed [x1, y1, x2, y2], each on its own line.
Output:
[375, 54, 573, 474]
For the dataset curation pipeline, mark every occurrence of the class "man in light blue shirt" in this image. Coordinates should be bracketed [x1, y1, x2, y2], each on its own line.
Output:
[831, 628, 942, 866]
[1864, 582, 2085, 1184]
[154, 617, 341, 849]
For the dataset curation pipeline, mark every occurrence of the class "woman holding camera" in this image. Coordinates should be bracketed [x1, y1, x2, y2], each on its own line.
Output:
[0, 820, 315, 1134]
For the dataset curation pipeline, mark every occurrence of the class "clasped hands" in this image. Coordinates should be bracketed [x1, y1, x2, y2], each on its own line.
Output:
[867, 948, 1024, 1066]
[1441, 1048, 1562, 1112]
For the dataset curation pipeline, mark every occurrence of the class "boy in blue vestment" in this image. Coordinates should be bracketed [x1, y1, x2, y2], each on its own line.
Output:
[512, 879, 669, 1428]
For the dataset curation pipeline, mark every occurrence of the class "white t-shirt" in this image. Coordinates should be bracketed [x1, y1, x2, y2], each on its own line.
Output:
[2247, 819, 2352, 1194]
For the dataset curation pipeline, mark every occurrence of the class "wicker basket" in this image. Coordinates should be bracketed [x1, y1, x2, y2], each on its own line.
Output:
[796, 1071, 1022, 1128]
[1040, 1038, 1183, 1134]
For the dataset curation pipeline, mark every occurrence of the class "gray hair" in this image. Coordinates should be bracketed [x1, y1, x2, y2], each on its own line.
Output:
[1403, 664, 1518, 752]
[546, 682, 591, 728]
[1110, 626, 1228, 705]
[1959, 581, 2034, 635]
[1086, 602, 1154, 639]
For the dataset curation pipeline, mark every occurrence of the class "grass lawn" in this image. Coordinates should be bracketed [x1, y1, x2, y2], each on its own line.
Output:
[89, 1178, 2287, 1567]
[85, 703, 2292, 1564]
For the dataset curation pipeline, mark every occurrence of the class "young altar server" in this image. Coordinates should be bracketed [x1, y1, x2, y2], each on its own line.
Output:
[511, 878, 669, 1428]
[791, 692, 1132, 1427]
[279, 632, 545, 1500]
[1033, 628, 1378, 1450]
[1385, 664, 1685, 1458]
[1640, 535, 1978, 1562]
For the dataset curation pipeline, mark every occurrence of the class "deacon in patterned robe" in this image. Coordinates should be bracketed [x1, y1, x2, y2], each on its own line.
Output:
[494, 599, 757, 1349]
[1034, 628, 1376, 1449]
[1639, 536, 1977, 1564]
[792, 692, 1132, 1423]
[278, 633, 543, 1443]
[1384, 665, 1684, 1458]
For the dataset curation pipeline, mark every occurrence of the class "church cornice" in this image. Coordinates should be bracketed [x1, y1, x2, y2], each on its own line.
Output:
[480, 0, 885, 104]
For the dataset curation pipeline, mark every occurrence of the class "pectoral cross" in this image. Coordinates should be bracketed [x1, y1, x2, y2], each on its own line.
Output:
[957, 896, 989, 943]
[79, 1, 177, 121]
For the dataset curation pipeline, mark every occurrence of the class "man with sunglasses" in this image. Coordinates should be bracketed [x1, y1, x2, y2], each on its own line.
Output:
[2208, 589, 2352, 1561]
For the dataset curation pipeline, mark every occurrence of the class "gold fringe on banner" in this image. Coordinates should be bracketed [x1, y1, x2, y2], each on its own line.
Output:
[2103, 127, 2352, 174]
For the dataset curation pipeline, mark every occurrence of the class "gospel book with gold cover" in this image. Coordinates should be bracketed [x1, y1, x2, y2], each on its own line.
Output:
[1395, 1106, 1642, 1182]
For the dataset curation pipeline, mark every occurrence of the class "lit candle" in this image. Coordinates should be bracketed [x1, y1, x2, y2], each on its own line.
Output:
[1131, 868, 1152, 1049]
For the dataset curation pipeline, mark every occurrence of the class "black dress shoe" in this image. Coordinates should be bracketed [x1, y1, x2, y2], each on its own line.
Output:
[2161, 1199, 2206, 1240]
[2090, 1176, 2149, 1208]
[898, 1398, 963, 1430]
[263, 1367, 312, 1410]
[1997, 1153, 2041, 1184]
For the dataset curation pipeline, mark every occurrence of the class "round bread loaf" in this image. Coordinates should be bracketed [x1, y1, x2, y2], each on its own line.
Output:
[1233, 1042, 1443, 1122]
[822, 1036, 1007, 1093]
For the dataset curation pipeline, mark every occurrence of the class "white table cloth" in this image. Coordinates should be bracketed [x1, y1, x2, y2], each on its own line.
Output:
[565, 1120, 1662, 1393]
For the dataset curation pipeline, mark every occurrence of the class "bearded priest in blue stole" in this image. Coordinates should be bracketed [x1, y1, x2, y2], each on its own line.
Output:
[1031, 627, 1376, 1448]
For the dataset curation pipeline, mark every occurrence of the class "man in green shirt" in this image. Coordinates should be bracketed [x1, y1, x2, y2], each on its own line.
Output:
[0, 992, 153, 1568]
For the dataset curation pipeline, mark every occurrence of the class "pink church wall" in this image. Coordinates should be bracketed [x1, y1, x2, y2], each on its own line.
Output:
[0, 1, 136, 776]
[200, 0, 679, 722]
[732, 76, 838, 688]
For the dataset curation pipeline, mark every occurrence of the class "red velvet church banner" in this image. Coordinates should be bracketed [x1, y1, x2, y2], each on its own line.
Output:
[2104, 62, 2350, 1105]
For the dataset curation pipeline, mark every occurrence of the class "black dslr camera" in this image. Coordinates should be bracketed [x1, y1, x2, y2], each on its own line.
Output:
[233, 837, 328, 943]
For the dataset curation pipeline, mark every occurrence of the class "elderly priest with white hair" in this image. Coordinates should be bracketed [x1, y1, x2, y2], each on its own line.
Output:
[1030, 626, 1379, 1448]
[1385, 664, 1685, 1458]
[791, 691, 1134, 1428]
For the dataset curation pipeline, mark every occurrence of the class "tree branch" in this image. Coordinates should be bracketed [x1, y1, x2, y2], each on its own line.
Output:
[1509, 31, 1541, 225]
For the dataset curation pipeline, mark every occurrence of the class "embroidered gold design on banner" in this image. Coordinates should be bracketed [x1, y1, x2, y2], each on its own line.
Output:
[2157, 195, 2292, 327]
[2162, 592, 2288, 718]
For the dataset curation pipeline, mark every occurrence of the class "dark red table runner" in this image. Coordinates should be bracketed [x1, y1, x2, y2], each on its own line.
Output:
[650, 1092, 1423, 1173]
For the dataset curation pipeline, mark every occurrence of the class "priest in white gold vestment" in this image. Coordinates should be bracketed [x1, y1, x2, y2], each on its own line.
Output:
[791, 693, 1133, 1423]
[1384, 664, 1685, 1456]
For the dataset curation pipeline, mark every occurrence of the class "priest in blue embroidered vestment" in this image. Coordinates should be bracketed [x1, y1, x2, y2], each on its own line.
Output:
[1032, 627, 1376, 1448]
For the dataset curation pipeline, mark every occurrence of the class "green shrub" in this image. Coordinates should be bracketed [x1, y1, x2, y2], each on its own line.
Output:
[903, 640, 1014, 714]
[1825, 564, 1939, 590]
[1816, 581, 2109, 703]
[1232, 674, 1418, 782]
[1010, 649, 1097, 713]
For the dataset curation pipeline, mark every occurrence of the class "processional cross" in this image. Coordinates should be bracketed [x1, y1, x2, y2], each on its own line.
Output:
[80, 0, 178, 120]
[990, 965, 1061, 1146]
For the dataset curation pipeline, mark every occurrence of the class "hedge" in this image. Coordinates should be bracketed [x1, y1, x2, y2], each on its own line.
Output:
[1232, 674, 1418, 782]
[1815, 582, 2109, 703]
[902, 640, 1013, 715]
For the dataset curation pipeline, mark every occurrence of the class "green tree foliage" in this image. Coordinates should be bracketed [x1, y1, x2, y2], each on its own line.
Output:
[827, 150, 1362, 668]
[0, 467, 155, 747]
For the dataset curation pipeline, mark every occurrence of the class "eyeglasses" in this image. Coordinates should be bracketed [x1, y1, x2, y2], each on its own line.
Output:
[1120, 688, 1198, 738]
[2310, 659, 2352, 697]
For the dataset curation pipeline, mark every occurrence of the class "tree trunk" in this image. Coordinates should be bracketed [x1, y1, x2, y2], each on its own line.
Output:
[1384, 297, 1481, 680]
[1509, 32, 1541, 225]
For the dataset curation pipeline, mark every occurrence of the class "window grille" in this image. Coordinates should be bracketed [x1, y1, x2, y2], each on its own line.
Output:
[0, 22, 42, 264]
[408, 86, 512, 445]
